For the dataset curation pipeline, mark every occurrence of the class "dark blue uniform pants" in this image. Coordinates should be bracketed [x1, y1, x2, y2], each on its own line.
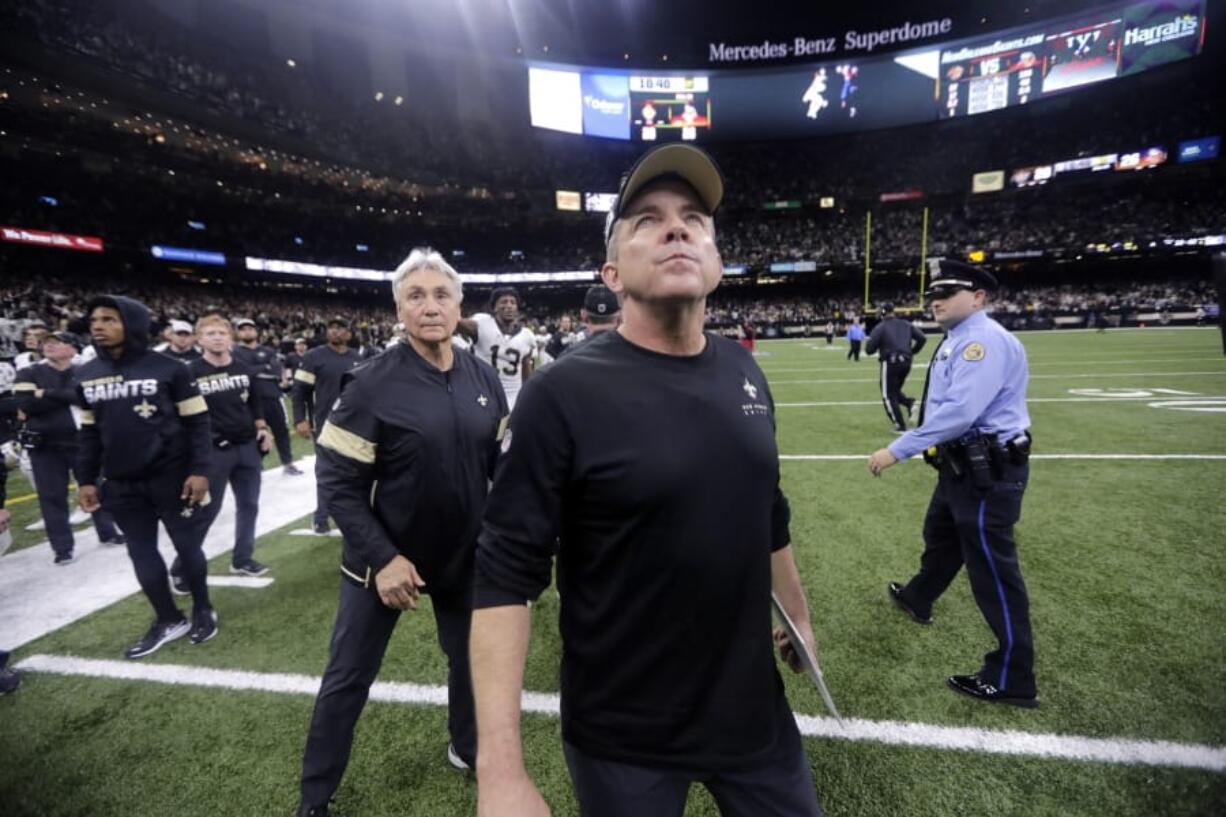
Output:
[102, 470, 211, 622]
[259, 391, 293, 466]
[880, 357, 914, 431]
[299, 579, 476, 808]
[900, 461, 1036, 695]
[30, 445, 120, 557]
[564, 694, 822, 817]
[196, 441, 262, 566]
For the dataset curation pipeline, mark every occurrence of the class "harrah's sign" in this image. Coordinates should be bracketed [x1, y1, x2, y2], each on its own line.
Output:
[709, 18, 953, 63]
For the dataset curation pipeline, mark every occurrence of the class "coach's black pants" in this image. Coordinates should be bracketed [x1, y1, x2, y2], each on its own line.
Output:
[879, 357, 913, 430]
[30, 444, 120, 557]
[897, 461, 1036, 696]
[299, 578, 476, 808]
[101, 468, 211, 622]
[847, 341, 862, 361]
[564, 694, 822, 817]
[258, 390, 293, 466]
[196, 441, 262, 566]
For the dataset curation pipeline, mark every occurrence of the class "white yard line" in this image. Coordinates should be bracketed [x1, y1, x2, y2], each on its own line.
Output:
[776, 395, 1226, 407]
[779, 454, 1226, 461]
[206, 576, 275, 589]
[15, 653, 1225, 773]
[0, 458, 317, 650]
[767, 372, 1226, 386]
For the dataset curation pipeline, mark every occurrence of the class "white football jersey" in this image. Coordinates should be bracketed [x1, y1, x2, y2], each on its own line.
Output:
[472, 312, 534, 408]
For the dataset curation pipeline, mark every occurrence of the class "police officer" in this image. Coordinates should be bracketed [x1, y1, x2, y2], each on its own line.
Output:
[296, 250, 506, 817]
[865, 303, 927, 432]
[292, 317, 362, 534]
[846, 318, 866, 362]
[867, 260, 1037, 708]
[233, 318, 301, 476]
[183, 315, 273, 579]
[76, 295, 218, 658]
[13, 331, 125, 564]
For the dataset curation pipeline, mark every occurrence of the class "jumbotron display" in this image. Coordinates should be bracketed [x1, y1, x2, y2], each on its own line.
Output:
[527, 0, 1206, 140]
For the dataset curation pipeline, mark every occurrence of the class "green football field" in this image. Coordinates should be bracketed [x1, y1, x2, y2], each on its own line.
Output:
[2, 327, 1225, 816]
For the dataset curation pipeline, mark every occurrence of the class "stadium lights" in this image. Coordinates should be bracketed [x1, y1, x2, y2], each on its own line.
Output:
[374, 91, 384, 102]
[286, 58, 296, 68]
[394, 96, 403, 106]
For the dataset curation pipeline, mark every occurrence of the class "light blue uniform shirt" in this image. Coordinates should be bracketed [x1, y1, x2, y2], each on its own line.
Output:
[888, 310, 1030, 461]
[847, 324, 866, 342]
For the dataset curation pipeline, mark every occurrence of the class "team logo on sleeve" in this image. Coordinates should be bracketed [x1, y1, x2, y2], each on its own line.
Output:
[742, 377, 759, 399]
[962, 343, 986, 362]
[477, 394, 489, 407]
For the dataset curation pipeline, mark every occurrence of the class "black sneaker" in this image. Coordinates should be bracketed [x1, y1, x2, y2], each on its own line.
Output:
[0, 667, 20, 695]
[230, 558, 270, 577]
[888, 581, 933, 624]
[312, 521, 330, 535]
[99, 534, 127, 546]
[947, 673, 1039, 709]
[170, 574, 191, 596]
[53, 552, 75, 566]
[283, 463, 304, 476]
[125, 617, 190, 659]
[447, 743, 472, 772]
[190, 607, 218, 645]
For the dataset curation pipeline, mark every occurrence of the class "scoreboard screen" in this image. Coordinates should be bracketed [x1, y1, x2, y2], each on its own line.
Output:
[527, 0, 1206, 140]
[629, 76, 712, 142]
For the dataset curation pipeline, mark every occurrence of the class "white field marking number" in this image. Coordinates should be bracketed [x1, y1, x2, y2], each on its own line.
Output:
[1067, 388, 1226, 413]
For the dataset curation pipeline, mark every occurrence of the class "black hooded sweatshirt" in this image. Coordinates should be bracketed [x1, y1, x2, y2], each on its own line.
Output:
[75, 295, 212, 485]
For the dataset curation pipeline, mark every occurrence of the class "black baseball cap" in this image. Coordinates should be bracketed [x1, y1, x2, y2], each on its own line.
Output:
[43, 331, 82, 350]
[604, 144, 724, 246]
[879, 302, 895, 314]
[327, 316, 351, 329]
[582, 285, 620, 317]
[925, 259, 998, 297]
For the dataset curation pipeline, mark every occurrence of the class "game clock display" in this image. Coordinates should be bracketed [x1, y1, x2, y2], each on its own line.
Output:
[629, 76, 711, 142]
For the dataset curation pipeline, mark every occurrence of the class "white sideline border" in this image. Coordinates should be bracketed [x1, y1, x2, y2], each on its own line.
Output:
[779, 454, 1226, 461]
[15, 654, 1225, 773]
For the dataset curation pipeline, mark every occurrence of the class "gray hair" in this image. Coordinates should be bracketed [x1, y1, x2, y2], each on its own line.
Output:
[391, 247, 463, 305]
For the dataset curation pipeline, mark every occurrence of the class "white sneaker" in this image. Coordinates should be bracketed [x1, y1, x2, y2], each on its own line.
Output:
[26, 519, 47, 532]
[69, 509, 90, 525]
[446, 743, 471, 771]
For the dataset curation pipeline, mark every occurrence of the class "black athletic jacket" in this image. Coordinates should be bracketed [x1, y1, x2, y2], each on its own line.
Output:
[14, 363, 80, 448]
[866, 315, 927, 361]
[75, 295, 212, 484]
[233, 343, 284, 398]
[315, 342, 507, 593]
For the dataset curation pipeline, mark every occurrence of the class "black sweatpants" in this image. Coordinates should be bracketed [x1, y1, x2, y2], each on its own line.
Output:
[259, 391, 293, 466]
[102, 469, 212, 622]
[879, 356, 914, 431]
[847, 341, 862, 361]
[564, 693, 822, 817]
[196, 441, 262, 566]
[30, 445, 120, 557]
[299, 579, 476, 808]
[898, 461, 1036, 695]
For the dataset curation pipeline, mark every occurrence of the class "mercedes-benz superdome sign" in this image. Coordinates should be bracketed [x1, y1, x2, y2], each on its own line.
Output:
[527, 0, 1206, 142]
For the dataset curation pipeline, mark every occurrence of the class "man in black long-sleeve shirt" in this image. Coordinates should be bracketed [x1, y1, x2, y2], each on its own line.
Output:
[296, 251, 506, 817]
[471, 145, 823, 817]
[865, 303, 927, 432]
[13, 331, 123, 564]
[184, 315, 272, 580]
[292, 318, 362, 534]
[233, 318, 299, 475]
[76, 295, 217, 658]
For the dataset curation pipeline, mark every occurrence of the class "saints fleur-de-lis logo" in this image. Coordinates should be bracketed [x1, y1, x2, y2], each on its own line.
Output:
[133, 399, 158, 419]
[742, 378, 758, 399]
[477, 394, 489, 407]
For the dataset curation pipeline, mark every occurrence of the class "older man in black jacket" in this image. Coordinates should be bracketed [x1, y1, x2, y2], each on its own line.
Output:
[296, 249, 507, 817]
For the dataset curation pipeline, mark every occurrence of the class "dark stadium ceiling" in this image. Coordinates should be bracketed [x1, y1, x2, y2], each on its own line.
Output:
[248, 0, 1145, 66]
